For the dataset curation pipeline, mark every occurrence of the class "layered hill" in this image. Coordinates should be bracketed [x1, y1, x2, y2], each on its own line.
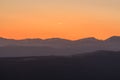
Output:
[0, 36, 120, 57]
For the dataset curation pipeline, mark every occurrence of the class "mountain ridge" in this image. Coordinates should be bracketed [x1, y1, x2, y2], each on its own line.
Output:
[0, 36, 120, 57]
[0, 36, 120, 42]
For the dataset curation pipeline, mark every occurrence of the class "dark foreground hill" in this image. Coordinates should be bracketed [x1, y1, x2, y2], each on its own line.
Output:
[0, 51, 120, 80]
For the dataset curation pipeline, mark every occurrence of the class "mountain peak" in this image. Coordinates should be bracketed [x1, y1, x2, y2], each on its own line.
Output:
[75, 37, 100, 43]
[21, 38, 43, 41]
[106, 36, 120, 42]
[0, 37, 7, 40]
[45, 38, 71, 41]
[0, 37, 14, 41]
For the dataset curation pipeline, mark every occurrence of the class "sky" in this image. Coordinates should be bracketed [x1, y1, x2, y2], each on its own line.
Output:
[0, 0, 120, 40]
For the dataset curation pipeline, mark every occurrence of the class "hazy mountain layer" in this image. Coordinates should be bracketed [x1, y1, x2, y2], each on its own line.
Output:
[0, 36, 120, 57]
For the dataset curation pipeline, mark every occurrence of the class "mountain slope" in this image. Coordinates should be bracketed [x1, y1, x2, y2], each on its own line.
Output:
[0, 36, 120, 57]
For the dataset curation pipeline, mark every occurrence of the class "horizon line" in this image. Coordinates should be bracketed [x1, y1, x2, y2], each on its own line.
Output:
[0, 35, 120, 41]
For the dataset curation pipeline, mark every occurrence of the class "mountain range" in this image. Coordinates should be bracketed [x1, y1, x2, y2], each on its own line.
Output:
[0, 36, 120, 57]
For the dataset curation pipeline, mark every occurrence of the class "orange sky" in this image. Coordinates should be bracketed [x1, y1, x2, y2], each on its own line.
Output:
[0, 0, 120, 40]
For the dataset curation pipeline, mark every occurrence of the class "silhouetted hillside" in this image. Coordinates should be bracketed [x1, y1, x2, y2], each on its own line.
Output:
[105, 36, 120, 42]
[0, 36, 120, 57]
[0, 51, 120, 80]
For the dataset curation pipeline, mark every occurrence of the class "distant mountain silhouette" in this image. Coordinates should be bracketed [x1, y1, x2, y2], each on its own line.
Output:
[105, 36, 120, 42]
[74, 37, 101, 43]
[0, 36, 120, 57]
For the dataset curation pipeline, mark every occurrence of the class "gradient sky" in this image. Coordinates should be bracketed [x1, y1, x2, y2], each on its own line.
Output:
[0, 0, 120, 40]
